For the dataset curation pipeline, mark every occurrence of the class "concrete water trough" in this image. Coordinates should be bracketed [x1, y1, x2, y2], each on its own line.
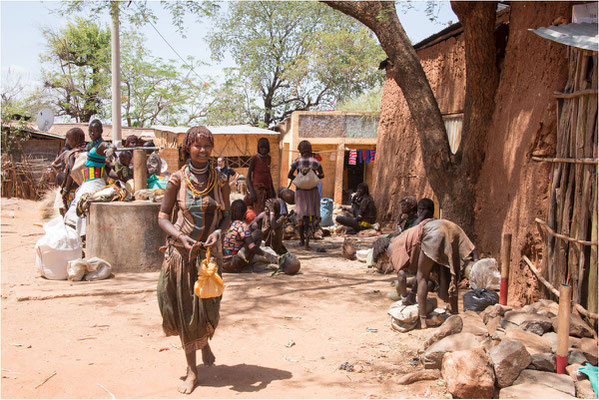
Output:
[87, 201, 166, 272]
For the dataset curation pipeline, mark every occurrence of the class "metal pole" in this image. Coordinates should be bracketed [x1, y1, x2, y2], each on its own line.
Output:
[110, 1, 122, 146]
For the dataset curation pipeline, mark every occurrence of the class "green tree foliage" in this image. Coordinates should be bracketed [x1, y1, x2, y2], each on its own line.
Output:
[40, 17, 111, 123]
[336, 86, 383, 113]
[39, 17, 209, 127]
[208, 1, 385, 127]
[120, 31, 208, 127]
[202, 76, 262, 127]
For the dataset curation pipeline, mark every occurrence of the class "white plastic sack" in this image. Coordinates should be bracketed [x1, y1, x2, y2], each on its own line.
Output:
[35, 216, 82, 280]
[84, 257, 112, 281]
[67, 259, 87, 281]
[469, 258, 501, 290]
[67, 257, 113, 281]
[388, 297, 438, 323]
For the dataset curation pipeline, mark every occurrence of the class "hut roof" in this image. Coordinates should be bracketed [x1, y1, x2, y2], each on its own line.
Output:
[47, 123, 155, 142]
[151, 124, 279, 136]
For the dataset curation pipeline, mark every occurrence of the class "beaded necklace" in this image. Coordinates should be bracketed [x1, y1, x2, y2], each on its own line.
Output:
[184, 162, 216, 198]
[86, 138, 102, 152]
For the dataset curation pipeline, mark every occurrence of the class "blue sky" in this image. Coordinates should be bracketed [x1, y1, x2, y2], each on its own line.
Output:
[1, 0, 457, 95]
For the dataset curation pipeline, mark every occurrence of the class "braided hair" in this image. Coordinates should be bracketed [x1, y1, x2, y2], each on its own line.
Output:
[181, 126, 214, 161]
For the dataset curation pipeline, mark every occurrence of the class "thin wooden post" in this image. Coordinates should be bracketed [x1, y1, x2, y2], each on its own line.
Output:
[133, 150, 147, 193]
[500, 233, 512, 305]
[556, 284, 571, 374]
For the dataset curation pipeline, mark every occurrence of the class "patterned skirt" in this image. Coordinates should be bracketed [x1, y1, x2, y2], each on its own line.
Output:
[157, 244, 222, 352]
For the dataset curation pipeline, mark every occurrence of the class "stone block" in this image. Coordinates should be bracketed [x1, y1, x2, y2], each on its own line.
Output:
[499, 383, 577, 399]
[461, 310, 490, 336]
[566, 363, 584, 382]
[574, 379, 596, 399]
[501, 310, 553, 336]
[527, 352, 556, 372]
[490, 338, 532, 388]
[552, 313, 595, 339]
[442, 347, 495, 399]
[514, 369, 575, 397]
[505, 328, 552, 355]
[423, 314, 463, 349]
[422, 332, 483, 370]
[569, 350, 589, 365]
[481, 304, 512, 324]
[578, 338, 598, 365]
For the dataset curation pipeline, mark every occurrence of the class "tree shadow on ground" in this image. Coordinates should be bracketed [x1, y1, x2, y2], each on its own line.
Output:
[193, 363, 292, 392]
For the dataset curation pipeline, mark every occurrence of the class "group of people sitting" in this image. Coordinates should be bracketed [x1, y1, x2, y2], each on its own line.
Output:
[46, 121, 162, 238]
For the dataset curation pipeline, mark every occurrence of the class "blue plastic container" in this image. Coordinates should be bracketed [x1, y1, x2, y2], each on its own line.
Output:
[320, 197, 334, 227]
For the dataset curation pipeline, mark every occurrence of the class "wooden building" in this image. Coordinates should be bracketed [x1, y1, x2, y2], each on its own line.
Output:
[276, 111, 379, 204]
[151, 125, 281, 184]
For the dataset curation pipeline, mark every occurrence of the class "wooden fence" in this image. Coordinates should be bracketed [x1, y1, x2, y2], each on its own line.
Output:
[533, 47, 598, 314]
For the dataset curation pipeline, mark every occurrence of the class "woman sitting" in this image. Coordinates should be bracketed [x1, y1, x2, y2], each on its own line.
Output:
[336, 183, 377, 234]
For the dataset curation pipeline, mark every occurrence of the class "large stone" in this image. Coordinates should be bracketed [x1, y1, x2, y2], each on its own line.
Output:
[501, 310, 553, 336]
[499, 383, 577, 399]
[574, 379, 596, 399]
[522, 299, 559, 318]
[569, 350, 589, 365]
[423, 314, 463, 349]
[566, 363, 584, 382]
[552, 313, 595, 339]
[578, 338, 598, 365]
[422, 332, 483, 370]
[514, 369, 576, 397]
[490, 338, 532, 387]
[527, 352, 556, 372]
[442, 347, 495, 399]
[486, 315, 502, 335]
[461, 311, 490, 336]
[505, 328, 552, 355]
[542, 332, 558, 352]
[481, 304, 513, 324]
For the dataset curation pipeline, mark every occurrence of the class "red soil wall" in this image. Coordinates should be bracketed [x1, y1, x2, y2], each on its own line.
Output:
[373, 2, 571, 305]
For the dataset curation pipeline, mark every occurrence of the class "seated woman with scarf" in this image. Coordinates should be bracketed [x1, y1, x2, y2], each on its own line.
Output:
[335, 183, 377, 234]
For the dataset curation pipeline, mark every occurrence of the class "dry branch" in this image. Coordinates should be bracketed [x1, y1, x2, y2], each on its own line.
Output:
[531, 156, 598, 165]
[522, 255, 598, 320]
[536, 218, 598, 247]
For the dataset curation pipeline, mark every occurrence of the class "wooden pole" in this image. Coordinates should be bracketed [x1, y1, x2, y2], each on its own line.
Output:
[133, 150, 147, 193]
[556, 284, 571, 374]
[500, 233, 511, 305]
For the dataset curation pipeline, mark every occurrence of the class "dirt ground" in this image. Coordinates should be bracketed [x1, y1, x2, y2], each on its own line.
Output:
[1, 198, 450, 399]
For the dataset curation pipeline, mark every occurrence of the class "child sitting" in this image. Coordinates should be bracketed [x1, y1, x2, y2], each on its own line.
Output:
[109, 150, 133, 183]
[222, 199, 277, 272]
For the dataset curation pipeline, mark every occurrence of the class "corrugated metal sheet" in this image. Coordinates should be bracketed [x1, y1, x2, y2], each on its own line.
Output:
[151, 124, 279, 136]
[443, 115, 463, 154]
[529, 22, 598, 52]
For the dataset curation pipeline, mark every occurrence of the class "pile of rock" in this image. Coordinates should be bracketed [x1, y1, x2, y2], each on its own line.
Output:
[417, 299, 597, 399]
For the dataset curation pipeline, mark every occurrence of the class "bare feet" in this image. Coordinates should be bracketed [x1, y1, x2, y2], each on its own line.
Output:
[178, 366, 197, 394]
[202, 344, 215, 366]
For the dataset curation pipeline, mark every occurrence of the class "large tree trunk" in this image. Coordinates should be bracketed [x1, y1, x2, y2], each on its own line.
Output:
[325, 1, 498, 237]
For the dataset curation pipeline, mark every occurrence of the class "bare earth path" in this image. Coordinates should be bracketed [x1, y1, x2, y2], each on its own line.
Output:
[1, 199, 449, 399]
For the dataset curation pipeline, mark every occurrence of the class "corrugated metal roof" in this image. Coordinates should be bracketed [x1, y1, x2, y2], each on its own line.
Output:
[48, 123, 155, 141]
[529, 22, 598, 52]
[151, 124, 279, 136]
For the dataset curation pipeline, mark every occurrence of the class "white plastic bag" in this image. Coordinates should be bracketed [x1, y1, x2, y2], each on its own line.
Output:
[84, 257, 112, 281]
[356, 249, 370, 263]
[67, 259, 87, 281]
[35, 216, 82, 280]
[469, 258, 501, 290]
[67, 257, 113, 281]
